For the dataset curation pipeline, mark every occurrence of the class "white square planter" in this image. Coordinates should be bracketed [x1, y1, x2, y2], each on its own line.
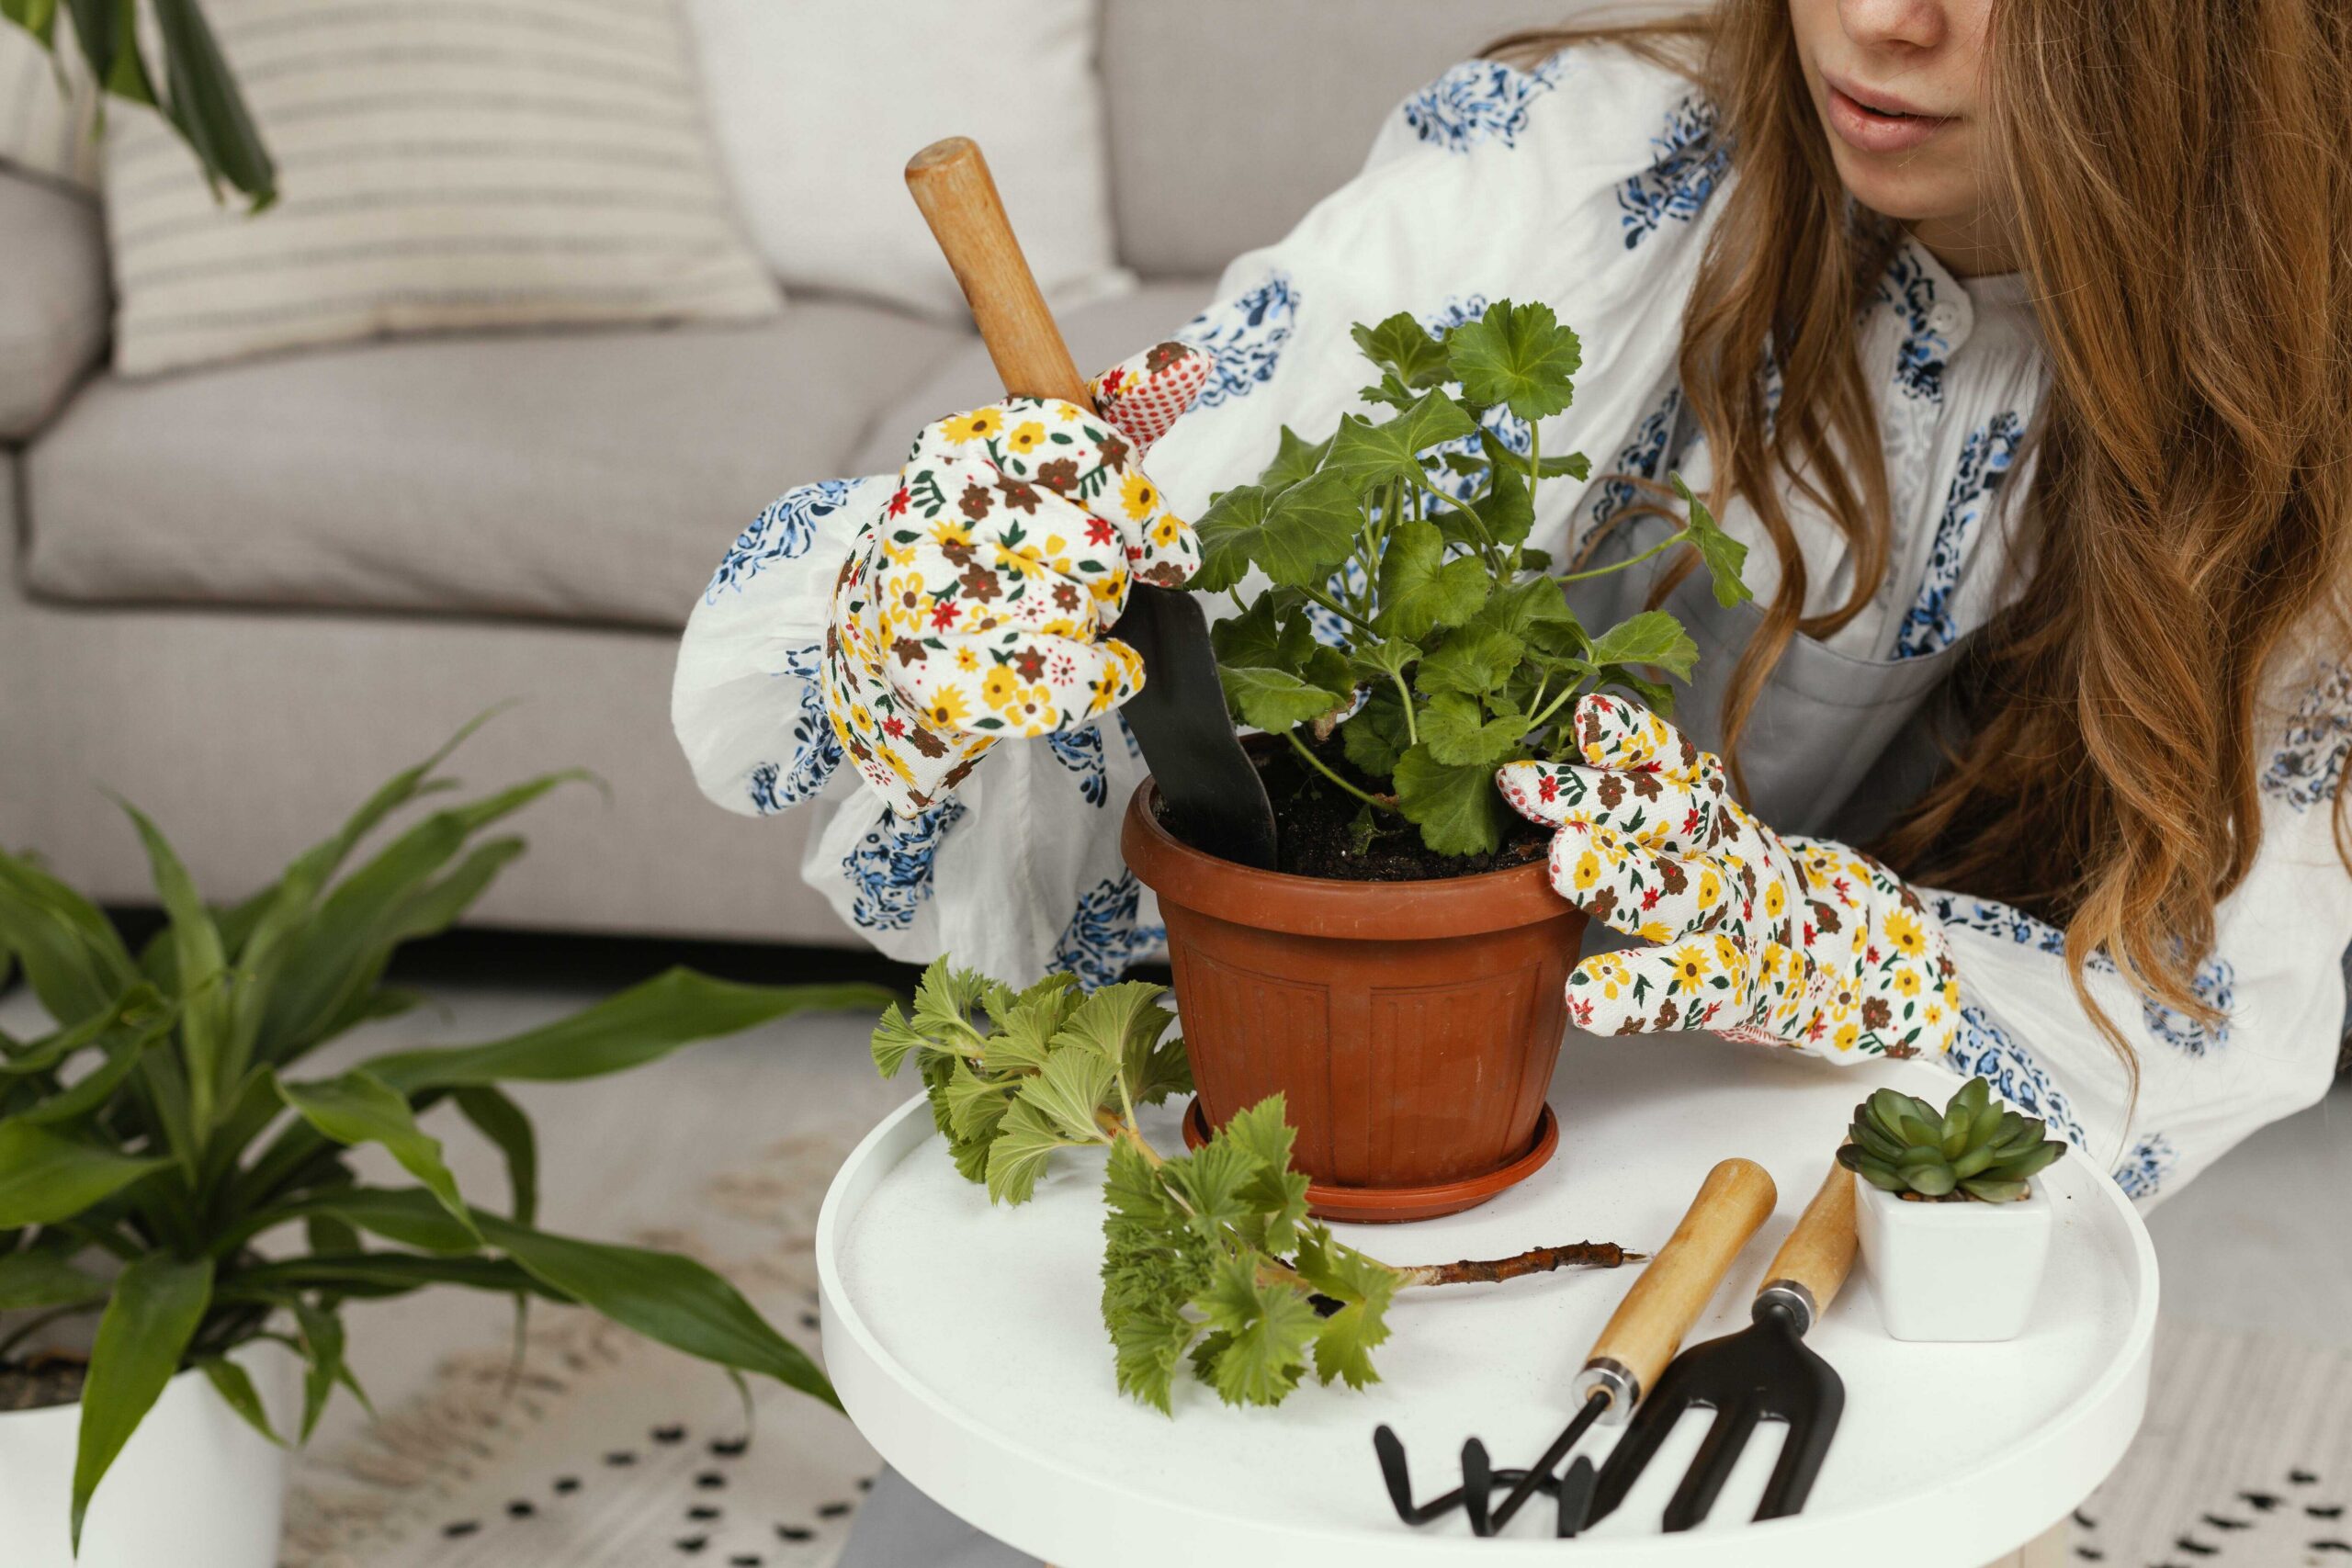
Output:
[1856, 1176, 2053, 1341]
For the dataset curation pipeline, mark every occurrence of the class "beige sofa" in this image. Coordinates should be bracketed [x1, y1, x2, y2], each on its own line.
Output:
[0, 0, 1573, 946]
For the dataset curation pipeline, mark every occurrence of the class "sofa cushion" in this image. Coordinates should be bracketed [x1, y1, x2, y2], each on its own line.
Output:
[1100, 0, 1623, 276]
[24, 302, 965, 628]
[848, 278, 1215, 475]
[0, 172, 107, 442]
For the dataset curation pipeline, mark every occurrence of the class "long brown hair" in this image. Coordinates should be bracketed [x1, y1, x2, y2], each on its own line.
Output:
[1494, 1, 2352, 1069]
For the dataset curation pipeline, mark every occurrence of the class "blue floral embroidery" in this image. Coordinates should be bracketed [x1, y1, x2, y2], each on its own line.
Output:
[2142, 956, 2234, 1056]
[745, 644, 841, 815]
[842, 800, 964, 933]
[1047, 724, 1109, 809]
[1115, 712, 1142, 760]
[1617, 96, 1727, 250]
[1180, 273, 1298, 409]
[1894, 412, 2024, 659]
[1398, 54, 1566, 152]
[1875, 247, 1952, 403]
[706, 479, 856, 604]
[1049, 872, 1167, 992]
[1928, 893, 2124, 976]
[1305, 558, 1369, 648]
[1945, 1004, 2088, 1148]
[1586, 386, 1684, 536]
[2110, 1134, 2177, 1201]
[2261, 662, 2352, 812]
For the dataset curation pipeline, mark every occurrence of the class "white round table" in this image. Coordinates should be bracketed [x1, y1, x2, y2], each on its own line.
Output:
[817, 1031, 2155, 1567]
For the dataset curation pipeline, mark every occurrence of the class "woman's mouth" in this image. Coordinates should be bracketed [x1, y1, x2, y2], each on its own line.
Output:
[1821, 73, 1954, 154]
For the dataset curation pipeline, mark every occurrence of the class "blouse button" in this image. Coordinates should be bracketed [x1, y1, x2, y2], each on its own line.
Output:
[1928, 302, 1963, 336]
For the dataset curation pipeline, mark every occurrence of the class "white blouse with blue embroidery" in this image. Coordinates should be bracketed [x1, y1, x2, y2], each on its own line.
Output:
[673, 46, 2350, 1208]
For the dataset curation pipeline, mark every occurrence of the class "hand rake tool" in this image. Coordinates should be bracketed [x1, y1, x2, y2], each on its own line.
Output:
[1373, 1156, 1779, 1538]
[903, 136, 1279, 870]
[1586, 1159, 1859, 1531]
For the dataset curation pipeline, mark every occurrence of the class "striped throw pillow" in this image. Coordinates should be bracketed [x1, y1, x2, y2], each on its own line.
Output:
[103, 0, 779, 378]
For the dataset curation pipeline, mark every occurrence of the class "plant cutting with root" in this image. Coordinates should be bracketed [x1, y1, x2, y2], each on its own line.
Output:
[1195, 299, 1751, 862]
[873, 962, 1641, 1412]
[0, 722, 894, 1547]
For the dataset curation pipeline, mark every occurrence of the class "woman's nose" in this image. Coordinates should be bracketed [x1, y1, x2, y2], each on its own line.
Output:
[1836, 0, 1947, 51]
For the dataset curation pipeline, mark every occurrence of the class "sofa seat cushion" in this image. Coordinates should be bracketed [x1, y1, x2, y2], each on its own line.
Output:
[23, 302, 965, 628]
[848, 278, 1215, 475]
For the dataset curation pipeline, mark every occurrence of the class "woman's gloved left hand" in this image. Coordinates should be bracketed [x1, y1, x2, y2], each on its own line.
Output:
[1496, 694, 1962, 1061]
[823, 341, 1209, 817]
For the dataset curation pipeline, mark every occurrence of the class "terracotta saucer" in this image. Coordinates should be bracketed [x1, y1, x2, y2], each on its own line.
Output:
[1179, 1100, 1560, 1224]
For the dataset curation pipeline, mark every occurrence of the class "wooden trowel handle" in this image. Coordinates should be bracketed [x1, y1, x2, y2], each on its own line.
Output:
[906, 137, 1091, 405]
[1574, 1156, 1777, 1418]
[1756, 1160, 1859, 1326]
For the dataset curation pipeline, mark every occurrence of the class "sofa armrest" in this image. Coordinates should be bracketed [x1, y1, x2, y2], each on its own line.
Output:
[0, 168, 108, 444]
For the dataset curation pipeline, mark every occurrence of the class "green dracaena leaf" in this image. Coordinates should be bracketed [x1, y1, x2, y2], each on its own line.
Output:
[0, 1122, 171, 1228]
[273, 1067, 479, 1240]
[74, 1255, 214, 1550]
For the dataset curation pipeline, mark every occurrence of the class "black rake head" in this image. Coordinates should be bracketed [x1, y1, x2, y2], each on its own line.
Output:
[1586, 1296, 1846, 1532]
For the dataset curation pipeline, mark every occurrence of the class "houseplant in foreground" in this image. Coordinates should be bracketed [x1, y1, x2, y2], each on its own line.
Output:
[0, 726, 893, 1566]
[872, 961, 1638, 1412]
[1839, 1077, 2065, 1342]
[1123, 299, 1749, 1221]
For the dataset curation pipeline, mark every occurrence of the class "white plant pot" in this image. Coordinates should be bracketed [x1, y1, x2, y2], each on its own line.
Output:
[0, 1341, 298, 1568]
[1856, 1177, 2054, 1342]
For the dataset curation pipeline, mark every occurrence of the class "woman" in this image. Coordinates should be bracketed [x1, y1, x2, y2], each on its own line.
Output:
[676, 0, 2350, 1552]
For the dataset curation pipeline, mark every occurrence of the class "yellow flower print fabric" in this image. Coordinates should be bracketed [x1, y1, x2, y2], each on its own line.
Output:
[822, 342, 1210, 817]
[1496, 694, 1962, 1060]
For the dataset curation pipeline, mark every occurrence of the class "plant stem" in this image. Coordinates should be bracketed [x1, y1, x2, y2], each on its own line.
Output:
[1392, 1240, 1645, 1289]
[1286, 731, 1399, 813]
[1557, 526, 1690, 585]
[1295, 583, 1377, 635]
[1388, 670, 1419, 745]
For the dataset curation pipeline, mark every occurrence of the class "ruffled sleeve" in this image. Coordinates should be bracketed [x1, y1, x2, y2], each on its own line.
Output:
[1928, 651, 2352, 1204]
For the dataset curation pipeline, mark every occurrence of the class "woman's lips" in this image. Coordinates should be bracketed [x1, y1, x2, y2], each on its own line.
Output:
[1822, 78, 1954, 154]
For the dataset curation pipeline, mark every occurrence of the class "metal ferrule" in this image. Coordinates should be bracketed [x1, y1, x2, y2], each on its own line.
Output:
[1571, 1358, 1641, 1425]
[1754, 1280, 1818, 1335]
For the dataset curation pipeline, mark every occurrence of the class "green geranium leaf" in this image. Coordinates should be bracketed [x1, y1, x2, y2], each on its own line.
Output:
[1340, 693, 1411, 778]
[1193, 1252, 1319, 1407]
[1419, 694, 1529, 768]
[1218, 665, 1349, 734]
[1323, 393, 1477, 492]
[1474, 462, 1534, 547]
[1257, 425, 1333, 491]
[1208, 594, 1315, 676]
[1351, 311, 1453, 389]
[1346, 638, 1421, 686]
[1193, 474, 1362, 592]
[1374, 522, 1490, 640]
[1392, 744, 1508, 855]
[1671, 473, 1752, 607]
[1415, 624, 1525, 698]
[1589, 611, 1700, 681]
[985, 1098, 1074, 1206]
[1448, 300, 1582, 423]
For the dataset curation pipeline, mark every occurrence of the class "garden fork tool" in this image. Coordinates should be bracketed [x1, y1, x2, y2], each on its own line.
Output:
[903, 137, 1279, 869]
[1373, 1156, 1779, 1538]
[1586, 1159, 1859, 1531]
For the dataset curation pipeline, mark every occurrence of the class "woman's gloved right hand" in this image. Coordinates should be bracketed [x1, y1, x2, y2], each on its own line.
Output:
[821, 341, 1210, 817]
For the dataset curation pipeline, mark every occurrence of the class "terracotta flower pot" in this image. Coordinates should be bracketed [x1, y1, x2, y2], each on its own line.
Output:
[1121, 780, 1586, 1223]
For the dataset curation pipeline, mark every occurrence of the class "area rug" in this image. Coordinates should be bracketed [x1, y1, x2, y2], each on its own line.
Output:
[281, 1135, 881, 1568]
[2074, 1319, 2352, 1567]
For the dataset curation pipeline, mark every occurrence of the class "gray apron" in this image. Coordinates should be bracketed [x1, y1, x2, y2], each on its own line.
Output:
[836, 513, 1974, 1566]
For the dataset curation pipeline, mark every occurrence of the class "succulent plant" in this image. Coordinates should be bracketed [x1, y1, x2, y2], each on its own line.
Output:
[1837, 1076, 2066, 1202]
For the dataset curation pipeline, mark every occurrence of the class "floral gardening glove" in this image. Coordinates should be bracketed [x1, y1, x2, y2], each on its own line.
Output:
[1495, 694, 1962, 1060]
[822, 341, 1210, 817]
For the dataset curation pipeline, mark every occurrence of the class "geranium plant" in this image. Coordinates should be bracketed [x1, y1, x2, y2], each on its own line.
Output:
[872, 961, 1638, 1413]
[0, 725, 892, 1547]
[1195, 299, 1751, 858]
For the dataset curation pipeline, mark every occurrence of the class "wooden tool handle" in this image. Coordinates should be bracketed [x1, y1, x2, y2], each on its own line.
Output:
[906, 136, 1090, 405]
[1578, 1157, 1777, 1412]
[1757, 1161, 1859, 1320]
